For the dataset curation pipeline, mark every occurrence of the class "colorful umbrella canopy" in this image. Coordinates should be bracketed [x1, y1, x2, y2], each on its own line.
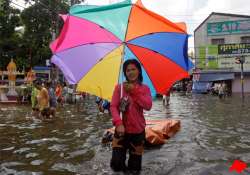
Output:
[50, 0, 193, 101]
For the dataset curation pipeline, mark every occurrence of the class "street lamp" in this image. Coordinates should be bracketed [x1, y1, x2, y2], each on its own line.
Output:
[235, 56, 245, 99]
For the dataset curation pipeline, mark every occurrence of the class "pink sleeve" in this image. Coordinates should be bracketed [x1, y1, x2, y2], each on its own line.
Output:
[110, 84, 123, 127]
[130, 85, 152, 111]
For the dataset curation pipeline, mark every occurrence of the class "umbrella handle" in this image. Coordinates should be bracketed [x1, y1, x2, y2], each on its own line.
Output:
[120, 57, 124, 119]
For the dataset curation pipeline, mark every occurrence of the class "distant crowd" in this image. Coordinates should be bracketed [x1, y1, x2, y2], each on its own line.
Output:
[28, 79, 111, 120]
[31, 80, 69, 119]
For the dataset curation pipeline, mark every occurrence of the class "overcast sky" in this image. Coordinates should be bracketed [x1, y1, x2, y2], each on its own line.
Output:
[12, 0, 250, 49]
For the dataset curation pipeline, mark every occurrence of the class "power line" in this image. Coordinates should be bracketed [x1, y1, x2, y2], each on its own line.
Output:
[10, 0, 60, 16]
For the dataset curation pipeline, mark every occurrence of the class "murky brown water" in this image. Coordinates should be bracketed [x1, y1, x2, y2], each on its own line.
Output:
[0, 93, 250, 175]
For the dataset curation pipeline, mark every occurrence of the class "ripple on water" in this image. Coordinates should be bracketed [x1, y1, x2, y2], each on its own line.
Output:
[30, 160, 44, 166]
[1, 162, 26, 167]
[25, 153, 39, 158]
[16, 123, 41, 130]
[48, 144, 67, 152]
[0, 167, 43, 175]
[14, 147, 31, 154]
[51, 130, 58, 133]
[0, 94, 250, 175]
[51, 163, 78, 173]
[74, 129, 86, 137]
[25, 137, 59, 145]
[2, 147, 15, 151]
[70, 149, 87, 156]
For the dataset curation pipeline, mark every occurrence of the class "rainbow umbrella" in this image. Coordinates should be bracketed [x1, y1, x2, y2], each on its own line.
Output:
[50, 0, 193, 101]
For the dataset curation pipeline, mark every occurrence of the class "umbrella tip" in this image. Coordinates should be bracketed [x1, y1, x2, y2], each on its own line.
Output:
[135, 0, 144, 8]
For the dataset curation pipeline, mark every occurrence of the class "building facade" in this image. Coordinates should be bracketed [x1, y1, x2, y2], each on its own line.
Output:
[194, 12, 250, 93]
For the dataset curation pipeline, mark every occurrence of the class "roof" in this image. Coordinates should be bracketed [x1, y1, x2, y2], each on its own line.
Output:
[194, 12, 250, 33]
[33, 66, 50, 71]
[198, 72, 235, 82]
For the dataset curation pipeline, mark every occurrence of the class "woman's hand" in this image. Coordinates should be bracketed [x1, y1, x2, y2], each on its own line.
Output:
[124, 83, 134, 93]
[115, 124, 125, 136]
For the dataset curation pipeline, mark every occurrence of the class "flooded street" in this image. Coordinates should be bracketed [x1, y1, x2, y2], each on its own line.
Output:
[0, 93, 250, 175]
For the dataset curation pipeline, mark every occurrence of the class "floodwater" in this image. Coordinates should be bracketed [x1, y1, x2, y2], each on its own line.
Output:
[0, 93, 250, 175]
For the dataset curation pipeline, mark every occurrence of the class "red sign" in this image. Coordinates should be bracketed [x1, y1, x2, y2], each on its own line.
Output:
[229, 160, 247, 173]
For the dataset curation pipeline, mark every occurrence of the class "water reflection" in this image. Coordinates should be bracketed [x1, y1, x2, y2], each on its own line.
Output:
[0, 94, 250, 175]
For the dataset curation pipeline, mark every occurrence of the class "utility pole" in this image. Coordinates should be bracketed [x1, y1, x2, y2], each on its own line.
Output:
[29, 47, 32, 68]
[235, 56, 245, 100]
[51, 0, 58, 85]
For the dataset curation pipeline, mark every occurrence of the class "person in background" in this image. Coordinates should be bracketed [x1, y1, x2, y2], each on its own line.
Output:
[95, 96, 104, 114]
[45, 81, 57, 118]
[186, 81, 193, 94]
[25, 68, 36, 85]
[37, 81, 50, 119]
[95, 96, 111, 114]
[31, 80, 40, 117]
[222, 81, 227, 97]
[102, 99, 110, 114]
[218, 83, 225, 99]
[110, 59, 152, 173]
[62, 82, 68, 104]
[162, 89, 170, 107]
[55, 82, 63, 106]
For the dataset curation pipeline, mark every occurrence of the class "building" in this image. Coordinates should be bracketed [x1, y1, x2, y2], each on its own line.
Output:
[194, 12, 250, 93]
[33, 66, 66, 85]
[33, 66, 51, 81]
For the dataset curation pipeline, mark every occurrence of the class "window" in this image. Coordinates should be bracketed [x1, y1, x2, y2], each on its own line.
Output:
[211, 38, 225, 45]
[241, 36, 250, 43]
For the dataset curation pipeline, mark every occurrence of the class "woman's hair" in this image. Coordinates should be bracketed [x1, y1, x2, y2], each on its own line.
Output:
[33, 79, 41, 86]
[123, 59, 143, 83]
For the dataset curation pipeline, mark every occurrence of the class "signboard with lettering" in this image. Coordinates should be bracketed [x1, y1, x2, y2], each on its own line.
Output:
[218, 43, 250, 55]
[197, 45, 250, 71]
[218, 56, 250, 71]
[207, 20, 250, 36]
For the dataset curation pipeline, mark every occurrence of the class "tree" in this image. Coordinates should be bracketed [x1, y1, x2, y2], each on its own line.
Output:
[70, 0, 85, 6]
[0, 0, 21, 68]
[21, 0, 69, 67]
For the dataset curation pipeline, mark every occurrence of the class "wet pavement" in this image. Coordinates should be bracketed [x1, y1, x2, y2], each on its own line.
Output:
[0, 93, 250, 175]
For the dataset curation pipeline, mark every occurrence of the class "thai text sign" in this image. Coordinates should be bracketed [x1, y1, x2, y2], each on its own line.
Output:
[218, 56, 250, 71]
[207, 20, 250, 35]
[218, 43, 250, 55]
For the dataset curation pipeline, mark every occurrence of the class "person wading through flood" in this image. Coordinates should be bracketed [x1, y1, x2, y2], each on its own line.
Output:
[110, 59, 152, 173]
[31, 80, 40, 117]
[36, 81, 50, 119]
[162, 88, 170, 107]
[45, 81, 57, 118]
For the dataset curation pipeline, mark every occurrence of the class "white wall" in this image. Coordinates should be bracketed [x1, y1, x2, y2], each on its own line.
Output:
[194, 14, 250, 60]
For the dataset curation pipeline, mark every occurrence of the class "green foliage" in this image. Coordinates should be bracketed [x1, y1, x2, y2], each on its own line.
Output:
[20, 0, 69, 67]
[0, 0, 21, 68]
[0, 0, 69, 70]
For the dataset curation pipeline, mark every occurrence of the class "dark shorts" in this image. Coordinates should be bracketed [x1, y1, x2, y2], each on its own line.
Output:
[57, 97, 63, 103]
[112, 131, 145, 153]
[50, 100, 57, 108]
[32, 107, 39, 111]
[40, 108, 50, 117]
